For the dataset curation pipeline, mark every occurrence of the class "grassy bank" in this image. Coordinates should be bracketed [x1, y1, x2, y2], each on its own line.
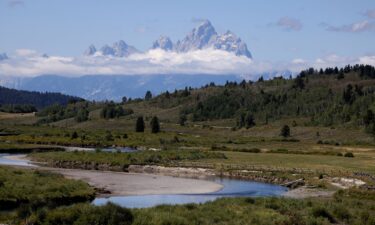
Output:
[30, 150, 227, 170]
[11, 188, 375, 225]
[29, 148, 375, 187]
[0, 166, 95, 210]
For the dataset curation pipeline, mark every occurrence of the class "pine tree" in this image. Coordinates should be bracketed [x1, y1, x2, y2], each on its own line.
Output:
[179, 114, 187, 126]
[75, 108, 89, 122]
[150, 116, 160, 133]
[280, 125, 290, 138]
[145, 91, 152, 101]
[71, 131, 78, 139]
[293, 76, 305, 89]
[245, 113, 255, 129]
[135, 116, 145, 132]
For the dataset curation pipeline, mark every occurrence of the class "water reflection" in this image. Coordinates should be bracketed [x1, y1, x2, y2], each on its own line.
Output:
[93, 178, 287, 208]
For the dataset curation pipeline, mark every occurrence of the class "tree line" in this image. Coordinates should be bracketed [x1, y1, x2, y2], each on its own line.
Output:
[0, 86, 82, 109]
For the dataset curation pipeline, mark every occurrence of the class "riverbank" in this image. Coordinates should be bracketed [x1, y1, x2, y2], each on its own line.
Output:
[3, 154, 224, 196]
[4, 155, 328, 198]
[2, 154, 338, 199]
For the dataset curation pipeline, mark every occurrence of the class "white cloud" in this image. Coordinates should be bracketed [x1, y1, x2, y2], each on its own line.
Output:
[364, 9, 375, 19]
[358, 55, 375, 65]
[292, 58, 306, 64]
[325, 20, 375, 33]
[0, 49, 374, 79]
[275, 17, 303, 31]
[0, 49, 254, 77]
[15, 49, 38, 57]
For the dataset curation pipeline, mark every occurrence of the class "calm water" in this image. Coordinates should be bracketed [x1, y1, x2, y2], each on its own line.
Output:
[93, 178, 287, 208]
[101, 147, 137, 153]
[0, 153, 36, 167]
[63, 146, 137, 153]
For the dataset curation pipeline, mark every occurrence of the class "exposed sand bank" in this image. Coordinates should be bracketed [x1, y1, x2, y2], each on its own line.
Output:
[50, 168, 223, 196]
[1, 155, 223, 196]
[282, 186, 335, 199]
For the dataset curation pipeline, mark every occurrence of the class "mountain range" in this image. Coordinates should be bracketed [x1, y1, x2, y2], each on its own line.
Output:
[0, 74, 244, 101]
[0, 70, 293, 101]
[0, 20, 258, 101]
[84, 20, 252, 58]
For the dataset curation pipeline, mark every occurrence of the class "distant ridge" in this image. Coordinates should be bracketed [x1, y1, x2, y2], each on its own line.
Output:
[0, 86, 83, 109]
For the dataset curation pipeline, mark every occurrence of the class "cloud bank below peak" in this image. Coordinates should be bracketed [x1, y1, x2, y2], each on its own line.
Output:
[1, 48, 375, 79]
[0, 49, 254, 77]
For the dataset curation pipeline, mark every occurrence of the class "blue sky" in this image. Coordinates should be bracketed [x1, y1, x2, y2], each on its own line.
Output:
[1, 0, 375, 78]
[1, 0, 374, 61]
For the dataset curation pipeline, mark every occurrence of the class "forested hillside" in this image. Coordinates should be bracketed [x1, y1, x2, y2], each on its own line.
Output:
[7, 64, 375, 136]
[146, 64, 375, 132]
[0, 86, 83, 111]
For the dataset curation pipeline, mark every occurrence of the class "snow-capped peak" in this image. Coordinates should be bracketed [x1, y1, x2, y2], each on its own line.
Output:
[214, 31, 252, 58]
[175, 20, 218, 52]
[85, 41, 139, 57]
[112, 40, 139, 57]
[84, 20, 252, 59]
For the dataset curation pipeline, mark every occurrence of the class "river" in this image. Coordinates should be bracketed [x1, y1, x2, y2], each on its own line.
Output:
[0, 153, 288, 208]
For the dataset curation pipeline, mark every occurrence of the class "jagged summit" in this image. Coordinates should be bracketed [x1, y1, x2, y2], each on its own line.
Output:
[152, 36, 174, 51]
[84, 20, 252, 58]
[112, 40, 139, 57]
[175, 20, 218, 52]
[84, 45, 97, 56]
[83, 41, 139, 57]
[213, 30, 252, 58]
[0, 53, 9, 61]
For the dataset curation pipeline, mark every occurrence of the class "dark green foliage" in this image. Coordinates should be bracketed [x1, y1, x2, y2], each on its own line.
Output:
[100, 102, 133, 119]
[11, 184, 375, 225]
[0, 86, 82, 109]
[293, 75, 305, 89]
[359, 64, 375, 78]
[75, 108, 89, 122]
[0, 104, 37, 113]
[0, 167, 94, 210]
[135, 116, 145, 132]
[280, 125, 290, 138]
[311, 206, 336, 223]
[238, 112, 255, 128]
[31, 150, 227, 167]
[342, 84, 355, 104]
[245, 112, 255, 128]
[337, 72, 345, 80]
[31, 203, 133, 225]
[150, 116, 160, 133]
[105, 131, 114, 141]
[181, 64, 375, 130]
[71, 131, 78, 139]
[36, 101, 91, 124]
[181, 87, 191, 97]
[145, 90, 152, 100]
[179, 114, 187, 126]
[363, 109, 375, 135]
